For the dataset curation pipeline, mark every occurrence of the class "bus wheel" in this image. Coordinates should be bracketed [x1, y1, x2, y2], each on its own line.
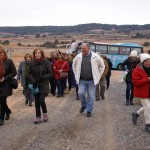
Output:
[117, 64, 123, 70]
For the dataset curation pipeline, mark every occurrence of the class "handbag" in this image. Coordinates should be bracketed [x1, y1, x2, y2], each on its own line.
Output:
[9, 78, 18, 89]
[28, 84, 39, 94]
[60, 72, 68, 78]
[60, 61, 68, 79]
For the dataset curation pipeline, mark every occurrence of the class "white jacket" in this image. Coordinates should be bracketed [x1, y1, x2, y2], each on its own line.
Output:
[72, 51, 105, 85]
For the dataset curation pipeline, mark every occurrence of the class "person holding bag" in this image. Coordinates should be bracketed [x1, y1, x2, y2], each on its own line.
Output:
[0, 45, 17, 126]
[27, 48, 53, 124]
[53, 54, 69, 97]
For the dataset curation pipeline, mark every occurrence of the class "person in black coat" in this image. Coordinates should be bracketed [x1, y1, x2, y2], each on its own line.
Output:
[0, 45, 17, 126]
[28, 48, 53, 124]
[120, 50, 140, 106]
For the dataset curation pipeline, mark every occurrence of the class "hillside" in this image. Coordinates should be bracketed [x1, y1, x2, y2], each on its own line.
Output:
[0, 23, 150, 35]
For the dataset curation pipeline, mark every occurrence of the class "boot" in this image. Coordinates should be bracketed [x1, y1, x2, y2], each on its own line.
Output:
[126, 100, 130, 106]
[132, 112, 139, 125]
[34, 117, 41, 124]
[0, 119, 4, 126]
[43, 113, 48, 122]
[145, 124, 150, 133]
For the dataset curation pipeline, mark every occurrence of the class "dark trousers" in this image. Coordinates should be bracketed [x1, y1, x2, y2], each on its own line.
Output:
[126, 82, 134, 102]
[0, 97, 11, 120]
[68, 73, 73, 91]
[76, 86, 79, 97]
[106, 75, 110, 89]
[56, 79, 66, 96]
[49, 78, 56, 95]
[34, 93, 47, 118]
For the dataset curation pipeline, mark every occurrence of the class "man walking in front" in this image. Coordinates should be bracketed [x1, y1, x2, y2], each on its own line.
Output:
[73, 43, 105, 117]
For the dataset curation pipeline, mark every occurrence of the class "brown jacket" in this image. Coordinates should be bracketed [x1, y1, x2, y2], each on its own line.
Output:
[101, 58, 109, 80]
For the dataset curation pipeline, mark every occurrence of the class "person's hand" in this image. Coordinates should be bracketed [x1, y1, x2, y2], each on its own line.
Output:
[0, 77, 4, 83]
[148, 77, 150, 81]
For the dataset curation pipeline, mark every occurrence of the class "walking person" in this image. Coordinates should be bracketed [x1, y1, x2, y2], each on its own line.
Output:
[73, 43, 105, 117]
[105, 56, 113, 89]
[17, 53, 34, 106]
[120, 50, 140, 106]
[28, 48, 53, 124]
[132, 53, 150, 132]
[0, 45, 17, 126]
[95, 54, 109, 100]
[53, 54, 69, 97]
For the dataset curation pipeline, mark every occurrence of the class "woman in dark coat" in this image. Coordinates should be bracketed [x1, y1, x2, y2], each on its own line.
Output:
[120, 50, 140, 106]
[28, 48, 53, 124]
[17, 53, 34, 106]
[0, 45, 17, 126]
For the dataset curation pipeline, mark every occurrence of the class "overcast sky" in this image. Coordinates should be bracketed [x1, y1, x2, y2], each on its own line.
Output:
[0, 0, 150, 26]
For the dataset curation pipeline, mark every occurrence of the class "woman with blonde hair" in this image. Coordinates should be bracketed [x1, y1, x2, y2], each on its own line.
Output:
[0, 45, 17, 126]
[28, 48, 53, 124]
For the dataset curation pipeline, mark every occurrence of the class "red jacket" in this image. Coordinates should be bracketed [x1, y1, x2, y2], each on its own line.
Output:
[132, 64, 150, 98]
[53, 60, 69, 80]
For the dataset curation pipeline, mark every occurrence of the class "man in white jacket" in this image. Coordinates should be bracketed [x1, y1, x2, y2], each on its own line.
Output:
[72, 43, 105, 117]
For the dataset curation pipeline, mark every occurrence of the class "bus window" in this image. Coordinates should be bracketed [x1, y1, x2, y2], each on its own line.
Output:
[108, 46, 119, 54]
[96, 45, 107, 54]
[131, 48, 142, 54]
[119, 47, 130, 55]
[90, 44, 95, 52]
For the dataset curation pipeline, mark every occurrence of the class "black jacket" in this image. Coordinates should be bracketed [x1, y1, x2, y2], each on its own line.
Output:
[121, 57, 140, 82]
[27, 59, 53, 94]
[0, 59, 17, 97]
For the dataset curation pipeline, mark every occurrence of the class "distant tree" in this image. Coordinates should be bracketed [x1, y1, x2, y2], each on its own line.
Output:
[54, 39, 59, 44]
[18, 42, 22, 46]
[35, 34, 40, 38]
[2, 40, 9, 45]
[42, 35, 47, 38]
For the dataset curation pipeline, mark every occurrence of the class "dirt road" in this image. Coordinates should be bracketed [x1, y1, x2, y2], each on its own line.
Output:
[0, 71, 149, 150]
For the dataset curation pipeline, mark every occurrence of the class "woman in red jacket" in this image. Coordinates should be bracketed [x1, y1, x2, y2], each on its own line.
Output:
[53, 54, 69, 97]
[132, 53, 150, 133]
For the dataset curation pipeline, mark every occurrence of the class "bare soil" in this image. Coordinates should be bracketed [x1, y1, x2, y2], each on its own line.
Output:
[0, 71, 149, 150]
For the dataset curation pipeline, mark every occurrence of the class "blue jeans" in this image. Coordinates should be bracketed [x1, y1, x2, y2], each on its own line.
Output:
[56, 79, 66, 96]
[78, 80, 96, 112]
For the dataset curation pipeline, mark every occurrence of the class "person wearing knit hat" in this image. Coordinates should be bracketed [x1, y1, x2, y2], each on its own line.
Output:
[130, 50, 138, 57]
[132, 53, 150, 132]
[120, 50, 140, 106]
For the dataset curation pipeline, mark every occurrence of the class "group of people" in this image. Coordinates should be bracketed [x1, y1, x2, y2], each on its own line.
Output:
[1, 42, 150, 133]
[120, 50, 150, 133]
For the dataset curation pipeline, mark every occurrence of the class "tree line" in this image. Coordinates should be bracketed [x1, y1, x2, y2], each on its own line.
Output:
[0, 23, 150, 35]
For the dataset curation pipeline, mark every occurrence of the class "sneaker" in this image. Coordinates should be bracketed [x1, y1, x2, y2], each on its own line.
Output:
[79, 107, 86, 113]
[130, 101, 134, 105]
[34, 117, 41, 124]
[101, 96, 105, 100]
[43, 113, 48, 122]
[86, 112, 92, 117]
[132, 112, 139, 125]
[145, 124, 150, 133]
[126, 100, 130, 106]
[0, 119, 4, 126]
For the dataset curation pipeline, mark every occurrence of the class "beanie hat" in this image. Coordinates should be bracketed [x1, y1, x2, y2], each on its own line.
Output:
[130, 50, 138, 57]
[140, 53, 150, 63]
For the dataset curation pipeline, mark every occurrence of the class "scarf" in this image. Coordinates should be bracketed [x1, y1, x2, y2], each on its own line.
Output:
[0, 56, 7, 78]
[34, 58, 44, 64]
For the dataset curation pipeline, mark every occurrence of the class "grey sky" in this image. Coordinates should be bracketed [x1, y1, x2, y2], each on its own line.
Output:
[0, 0, 150, 26]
